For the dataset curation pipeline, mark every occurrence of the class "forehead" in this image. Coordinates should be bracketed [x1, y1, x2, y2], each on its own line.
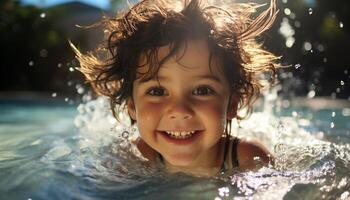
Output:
[137, 39, 225, 78]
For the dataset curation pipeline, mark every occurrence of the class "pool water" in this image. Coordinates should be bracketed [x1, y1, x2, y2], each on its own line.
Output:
[0, 96, 349, 200]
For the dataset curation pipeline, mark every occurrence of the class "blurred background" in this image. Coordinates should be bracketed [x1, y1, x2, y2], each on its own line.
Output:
[0, 0, 349, 103]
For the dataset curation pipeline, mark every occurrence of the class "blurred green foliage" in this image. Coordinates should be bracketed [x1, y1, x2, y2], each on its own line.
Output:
[0, 0, 83, 93]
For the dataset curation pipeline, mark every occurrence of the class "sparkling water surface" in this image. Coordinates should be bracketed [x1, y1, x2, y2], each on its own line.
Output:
[0, 97, 349, 200]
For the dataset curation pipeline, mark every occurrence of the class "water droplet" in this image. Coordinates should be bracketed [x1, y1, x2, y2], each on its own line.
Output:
[345, 70, 348, 75]
[277, 121, 286, 138]
[330, 122, 335, 128]
[303, 42, 312, 51]
[284, 8, 291, 16]
[286, 37, 295, 48]
[40, 49, 48, 57]
[340, 191, 349, 200]
[57, 63, 62, 68]
[28, 61, 34, 66]
[339, 22, 344, 28]
[342, 108, 350, 116]
[210, 29, 214, 35]
[323, 57, 328, 63]
[69, 67, 74, 72]
[295, 63, 301, 69]
[289, 13, 296, 20]
[40, 13, 46, 18]
[51, 93, 57, 97]
[308, 8, 313, 15]
[307, 90, 315, 98]
[294, 21, 301, 28]
[317, 44, 324, 52]
[77, 87, 85, 94]
[332, 111, 336, 117]
[131, 127, 137, 133]
[309, 83, 316, 90]
[65, 97, 69, 102]
[218, 187, 230, 197]
[336, 88, 341, 93]
[292, 111, 298, 117]
[340, 80, 345, 85]
[122, 131, 129, 139]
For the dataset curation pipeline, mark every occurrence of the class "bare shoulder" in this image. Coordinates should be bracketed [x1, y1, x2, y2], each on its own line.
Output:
[237, 137, 274, 170]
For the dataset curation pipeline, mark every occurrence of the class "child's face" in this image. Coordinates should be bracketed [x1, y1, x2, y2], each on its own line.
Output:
[127, 39, 236, 168]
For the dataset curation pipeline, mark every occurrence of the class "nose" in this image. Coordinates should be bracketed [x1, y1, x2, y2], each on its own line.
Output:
[166, 100, 193, 120]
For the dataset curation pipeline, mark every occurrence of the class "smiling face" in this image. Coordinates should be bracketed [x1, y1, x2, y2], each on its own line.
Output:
[127, 39, 237, 170]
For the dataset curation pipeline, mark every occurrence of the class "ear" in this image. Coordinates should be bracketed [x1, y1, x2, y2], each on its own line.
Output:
[126, 98, 137, 121]
[227, 95, 238, 120]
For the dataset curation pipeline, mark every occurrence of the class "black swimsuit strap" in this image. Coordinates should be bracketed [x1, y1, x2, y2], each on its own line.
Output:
[220, 137, 230, 172]
[231, 137, 240, 168]
[222, 137, 229, 163]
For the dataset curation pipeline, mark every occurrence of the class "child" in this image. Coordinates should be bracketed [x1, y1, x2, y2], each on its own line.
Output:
[71, 0, 279, 176]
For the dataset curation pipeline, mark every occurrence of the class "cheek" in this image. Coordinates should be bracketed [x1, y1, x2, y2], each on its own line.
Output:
[135, 101, 164, 128]
[195, 99, 228, 128]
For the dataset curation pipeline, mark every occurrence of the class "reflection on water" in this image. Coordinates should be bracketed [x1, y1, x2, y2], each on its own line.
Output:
[0, 94, 349, 200]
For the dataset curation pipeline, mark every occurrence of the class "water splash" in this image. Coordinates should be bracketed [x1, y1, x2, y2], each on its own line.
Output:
[303, 42, 312, 51]
[28, 61, 34, 66]
[308, 8, 313, 15]
[307, 90, 316, 98]
[36, 86, 350, 199]
[284, 8, 291, 16]
[278, 18, 295, 48]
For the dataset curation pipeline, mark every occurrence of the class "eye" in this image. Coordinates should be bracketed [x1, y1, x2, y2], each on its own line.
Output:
[192, 86, 215, 96]
[146, 86, 167, 96]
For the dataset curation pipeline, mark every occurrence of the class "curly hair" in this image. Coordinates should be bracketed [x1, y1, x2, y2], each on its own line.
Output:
[71, 0, 279, 125]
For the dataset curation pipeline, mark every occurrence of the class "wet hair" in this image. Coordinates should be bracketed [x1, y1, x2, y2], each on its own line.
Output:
[71, 0, 279, 127]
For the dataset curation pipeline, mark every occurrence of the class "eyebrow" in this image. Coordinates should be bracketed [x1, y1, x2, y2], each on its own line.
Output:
[137, 74, 222, 84]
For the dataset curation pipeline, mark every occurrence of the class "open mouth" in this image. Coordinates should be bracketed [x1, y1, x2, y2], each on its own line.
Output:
[158, 130, 202, 144]
[162, 130, 196, 139]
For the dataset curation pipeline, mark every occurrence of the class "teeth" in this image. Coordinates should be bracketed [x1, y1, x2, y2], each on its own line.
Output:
[164, 131, 196, 139]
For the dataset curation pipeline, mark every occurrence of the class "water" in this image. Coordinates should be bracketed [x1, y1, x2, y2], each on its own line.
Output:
[0, 96, 349, 200]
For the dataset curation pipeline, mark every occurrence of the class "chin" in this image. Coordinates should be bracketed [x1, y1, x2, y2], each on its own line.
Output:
[164, 152, 197, 167]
